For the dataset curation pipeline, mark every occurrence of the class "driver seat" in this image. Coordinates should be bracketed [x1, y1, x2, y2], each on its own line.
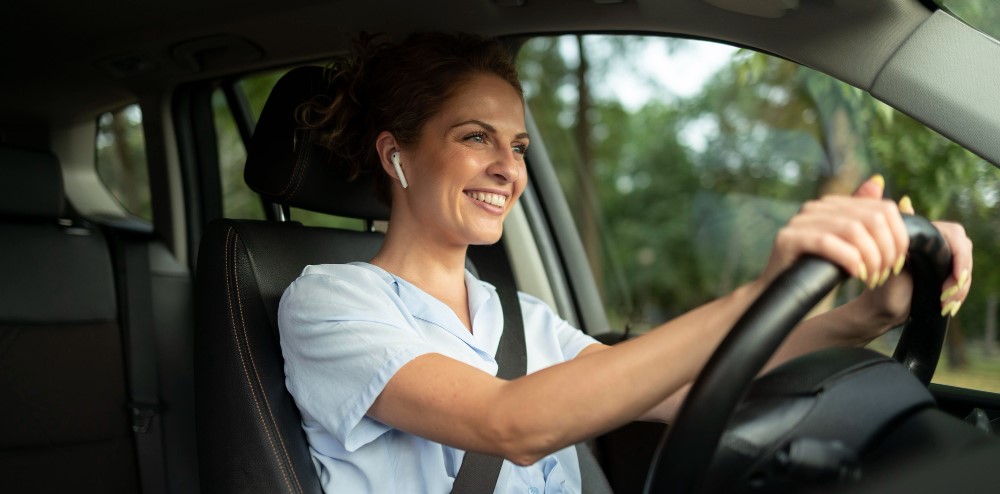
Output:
[194, 66, 612, 493]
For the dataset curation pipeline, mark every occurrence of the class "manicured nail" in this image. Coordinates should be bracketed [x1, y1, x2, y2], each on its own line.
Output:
[940, 284, 959, 302]
[871, 174, 885, 190]
[898, 195, 914, 215]
[957, 268, 969, 290]
[869, 273, 880, 290]
[878, 267, 891, 287]
[858, 263, 868, 284]
[941, 300, 959, 317]
[950, 301, 962, 317]
[893, 255, 906, 276]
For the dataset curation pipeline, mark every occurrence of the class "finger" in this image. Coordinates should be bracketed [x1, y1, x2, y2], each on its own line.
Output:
[775, 224, 867, 281]
[861, 199, 906, 287]
[804, 197, 900, 288]
[895, 195, 915, 276]
[898, 195, 915, 215]
[935, 221, 974, 316]
[881, 198, 909, 281]
[853, 174, 885, 200]
[789, 207, 883, 286]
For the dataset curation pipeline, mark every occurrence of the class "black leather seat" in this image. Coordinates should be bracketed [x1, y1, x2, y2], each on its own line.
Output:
[194, 67, 383, 494]
[0, 146, 139, 492]
[194, 66, 611, 493]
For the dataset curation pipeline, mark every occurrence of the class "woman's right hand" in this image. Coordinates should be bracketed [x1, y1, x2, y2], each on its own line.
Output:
[759, 175, 909, 294]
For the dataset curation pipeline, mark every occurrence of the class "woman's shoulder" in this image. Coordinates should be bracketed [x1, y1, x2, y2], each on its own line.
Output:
[298, 261, 389, 285]
[282, 262, 396, 308]
[279, 262, 414, 330]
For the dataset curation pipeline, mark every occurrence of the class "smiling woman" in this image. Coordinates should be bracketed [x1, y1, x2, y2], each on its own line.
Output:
[272, 31, 975, 494]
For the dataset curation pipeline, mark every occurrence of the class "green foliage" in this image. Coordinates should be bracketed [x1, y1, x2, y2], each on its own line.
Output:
[517, 35, 1000, 349]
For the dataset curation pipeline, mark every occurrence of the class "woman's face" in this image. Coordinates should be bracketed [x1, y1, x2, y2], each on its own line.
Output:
[395, 74, 528, 248]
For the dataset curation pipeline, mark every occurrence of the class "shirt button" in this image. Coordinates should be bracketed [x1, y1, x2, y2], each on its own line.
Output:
[528, 488, 540, 494]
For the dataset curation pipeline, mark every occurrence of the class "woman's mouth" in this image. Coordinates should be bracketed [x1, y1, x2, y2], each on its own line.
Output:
[465, 191, 507, 208]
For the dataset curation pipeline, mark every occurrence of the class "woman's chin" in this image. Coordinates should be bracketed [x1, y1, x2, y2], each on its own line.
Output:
[467, 229, 504, 246]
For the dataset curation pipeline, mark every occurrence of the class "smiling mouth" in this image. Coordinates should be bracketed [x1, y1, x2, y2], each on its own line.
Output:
[465, 191, 507, 208]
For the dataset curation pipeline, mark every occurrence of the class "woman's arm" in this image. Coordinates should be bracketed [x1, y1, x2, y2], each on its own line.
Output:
[368, 177, 973, 465]
[369, 276, 767, 466]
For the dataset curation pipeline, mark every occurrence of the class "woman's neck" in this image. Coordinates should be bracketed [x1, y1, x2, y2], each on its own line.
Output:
[370, 226, 474, 331]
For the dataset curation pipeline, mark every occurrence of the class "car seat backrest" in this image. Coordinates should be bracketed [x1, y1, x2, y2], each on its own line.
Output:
[195, 66, 384, 494]
[0, 146, 140, 492]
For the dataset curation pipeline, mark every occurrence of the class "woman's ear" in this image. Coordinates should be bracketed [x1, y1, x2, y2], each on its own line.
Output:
[375, 131, 404, 184]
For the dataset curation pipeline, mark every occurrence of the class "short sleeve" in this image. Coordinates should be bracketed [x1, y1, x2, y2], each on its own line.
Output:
[518, 291, 601, 360]
[278, 267, 435, 451]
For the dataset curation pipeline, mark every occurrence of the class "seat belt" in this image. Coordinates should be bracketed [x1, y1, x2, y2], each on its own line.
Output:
[452, 242, 527, 493]
[455, 243, 615, 494]
[107, 229, 168, 494]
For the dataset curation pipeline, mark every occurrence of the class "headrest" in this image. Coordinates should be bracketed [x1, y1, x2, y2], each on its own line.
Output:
[0, 146, 65, 219]
[244, 66, 390, 221]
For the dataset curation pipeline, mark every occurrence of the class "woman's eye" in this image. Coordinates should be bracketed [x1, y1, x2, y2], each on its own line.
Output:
[465, 132, 487, 144]
[513, 143, 528, 155]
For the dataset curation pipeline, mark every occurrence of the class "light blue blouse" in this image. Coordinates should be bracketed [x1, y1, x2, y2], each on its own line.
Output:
[278, 262, 600, 494]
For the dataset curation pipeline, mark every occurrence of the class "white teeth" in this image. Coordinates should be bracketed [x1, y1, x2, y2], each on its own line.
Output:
[466, 192, 506, 208]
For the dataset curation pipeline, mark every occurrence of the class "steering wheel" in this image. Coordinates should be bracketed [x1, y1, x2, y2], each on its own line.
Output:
[644, 214, 953, 494]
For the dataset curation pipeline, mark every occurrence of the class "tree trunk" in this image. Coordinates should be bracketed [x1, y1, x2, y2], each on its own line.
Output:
[573, 35, 603, 293]
[984, 292, 998, 357]
[946, 316, 968, 369]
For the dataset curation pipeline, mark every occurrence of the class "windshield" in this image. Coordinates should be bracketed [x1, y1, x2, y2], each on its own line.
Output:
[938, 0, 1000, 41]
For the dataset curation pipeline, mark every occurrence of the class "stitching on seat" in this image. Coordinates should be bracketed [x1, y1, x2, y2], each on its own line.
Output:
[230, 229, 305, 493]
[278, 132, 311, 201]
[286, 139, 311, 203]
[223, 227, 296, 493]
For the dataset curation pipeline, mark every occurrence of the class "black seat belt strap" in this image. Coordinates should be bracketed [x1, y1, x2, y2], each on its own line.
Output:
[108, 230, 168, 494]
[452, 242, 527, 494]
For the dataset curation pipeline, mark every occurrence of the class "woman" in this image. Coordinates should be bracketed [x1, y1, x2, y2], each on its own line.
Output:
[278, 33, 973, 493]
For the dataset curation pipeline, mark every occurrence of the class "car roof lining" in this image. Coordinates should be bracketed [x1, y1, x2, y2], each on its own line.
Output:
[3, 0, 933, 127]
[872, 11, 1000, 167]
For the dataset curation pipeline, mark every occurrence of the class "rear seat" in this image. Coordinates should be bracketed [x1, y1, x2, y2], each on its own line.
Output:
[0, 145, 198, 493]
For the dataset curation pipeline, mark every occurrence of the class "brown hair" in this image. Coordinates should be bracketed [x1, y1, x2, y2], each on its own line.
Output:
[298, 32, 523, 204]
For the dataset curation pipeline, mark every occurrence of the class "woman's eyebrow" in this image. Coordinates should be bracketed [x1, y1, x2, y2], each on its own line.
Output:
[451, 119, 529, 140]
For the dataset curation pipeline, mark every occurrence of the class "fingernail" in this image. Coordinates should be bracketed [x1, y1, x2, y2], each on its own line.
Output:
[950, 301, 962, 317]
[898, 195, 914, 215]
[941, 300, 958, 317]
[893, 255, 905, 276]
[957, 268, 969, 290]
[871, 174, 885, 190]
[940, 284, 959, 302]
[878, 267, 891, 287]
[858, 263, 868, 284]
[869, 273, 880, 290]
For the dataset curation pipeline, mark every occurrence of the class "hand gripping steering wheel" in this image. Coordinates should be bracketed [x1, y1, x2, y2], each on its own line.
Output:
[644, 214, 953, 493]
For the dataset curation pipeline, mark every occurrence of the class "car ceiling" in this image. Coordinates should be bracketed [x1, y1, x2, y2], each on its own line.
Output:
[1, 0, 935, 131]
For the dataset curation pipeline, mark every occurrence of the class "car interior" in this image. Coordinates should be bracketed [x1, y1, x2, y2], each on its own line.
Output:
[3, 0, 1000, 493]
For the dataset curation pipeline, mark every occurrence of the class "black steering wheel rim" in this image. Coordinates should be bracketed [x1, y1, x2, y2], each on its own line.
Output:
[644, 214, 953, 494]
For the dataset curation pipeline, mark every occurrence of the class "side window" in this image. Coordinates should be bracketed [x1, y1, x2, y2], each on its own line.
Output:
[96, 104, 152, 221]
[213, 86, 263, 220]
[517, 35, 1000, 393]
[213, 68, 364, 230]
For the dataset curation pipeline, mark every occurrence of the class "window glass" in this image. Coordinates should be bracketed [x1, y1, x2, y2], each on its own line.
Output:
[518, 35, 1000, 393]
[215, 67, 365, 230]
[96, 104, 152, 221]
[213, 87, 263, 220]
[938, 0, 1000, 42]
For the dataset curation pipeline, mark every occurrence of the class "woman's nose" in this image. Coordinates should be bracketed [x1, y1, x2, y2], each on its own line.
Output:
[487, 148, 522, 183]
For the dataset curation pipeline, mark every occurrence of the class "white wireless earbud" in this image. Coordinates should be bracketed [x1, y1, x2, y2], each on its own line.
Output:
[391, 151, 408, 189]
